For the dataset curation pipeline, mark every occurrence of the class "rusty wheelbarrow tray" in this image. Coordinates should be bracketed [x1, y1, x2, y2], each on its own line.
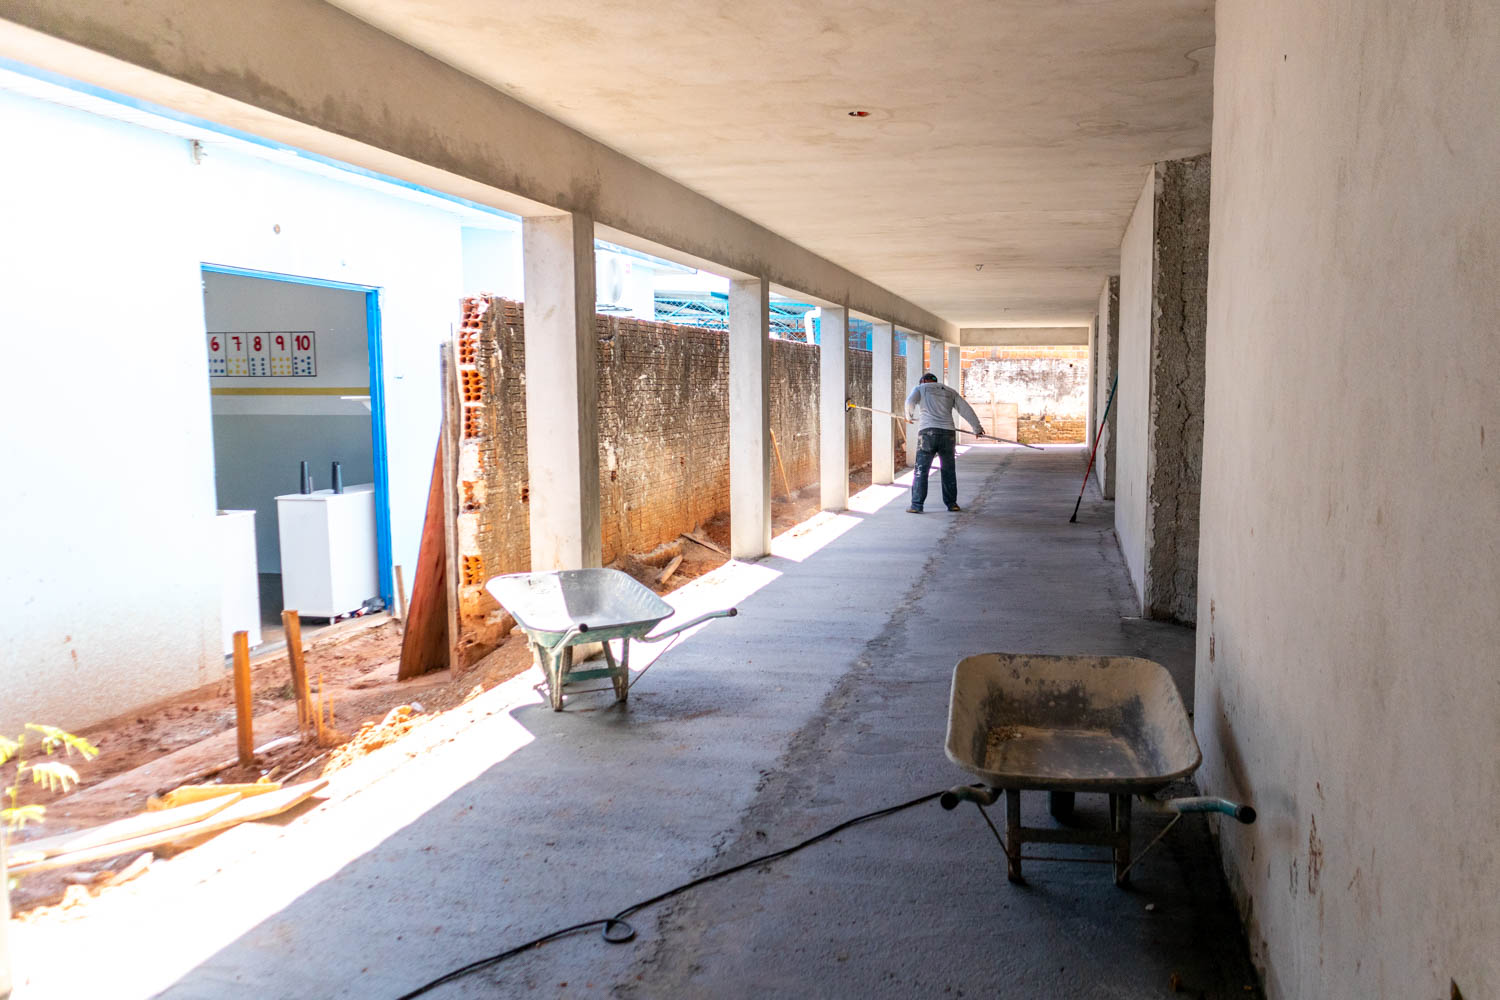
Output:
[941, 653, 1254, 885]
[486, 568, 737, 711]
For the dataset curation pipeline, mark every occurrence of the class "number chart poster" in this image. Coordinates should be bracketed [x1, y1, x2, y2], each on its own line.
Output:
[207, 332, 316, 377]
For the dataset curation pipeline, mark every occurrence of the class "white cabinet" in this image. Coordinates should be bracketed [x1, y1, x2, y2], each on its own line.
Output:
[217, 509, 262, 653]
[276, 484, 378, 619]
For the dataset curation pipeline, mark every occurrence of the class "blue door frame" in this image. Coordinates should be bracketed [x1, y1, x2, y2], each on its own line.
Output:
[201, 263, 395, 609]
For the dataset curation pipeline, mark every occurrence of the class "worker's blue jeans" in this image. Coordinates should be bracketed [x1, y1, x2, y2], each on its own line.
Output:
[911, 428, 958, 510]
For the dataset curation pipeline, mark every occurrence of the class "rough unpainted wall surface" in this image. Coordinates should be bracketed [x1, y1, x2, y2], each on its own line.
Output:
[1094, 275, 1120, 498]
[1197, 5, 1500, 999]
[454, 298, 897, 653]
[1145, 154, 1209, 623]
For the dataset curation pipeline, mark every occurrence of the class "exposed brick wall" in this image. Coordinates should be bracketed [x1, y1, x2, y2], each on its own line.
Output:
[452, 298, 899, 660]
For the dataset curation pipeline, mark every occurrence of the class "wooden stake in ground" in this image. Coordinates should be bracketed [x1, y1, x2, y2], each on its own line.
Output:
[282, 610, 311, 735]
[769, 428, 791, 498]
[231, 630, 254, 766]
[393, 564, 408, 624]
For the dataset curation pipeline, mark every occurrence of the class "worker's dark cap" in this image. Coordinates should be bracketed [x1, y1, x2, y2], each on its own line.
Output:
[920, 372, 939, 382]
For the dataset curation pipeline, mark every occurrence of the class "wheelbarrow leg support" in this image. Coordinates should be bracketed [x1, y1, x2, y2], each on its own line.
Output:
[1005, 789, 1025, 883]
[604, 639, 630, 703]
[1111, 793, 1133, 886]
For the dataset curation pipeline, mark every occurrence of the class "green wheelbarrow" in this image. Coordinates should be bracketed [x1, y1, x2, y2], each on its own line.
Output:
[486, 568, 738, 711]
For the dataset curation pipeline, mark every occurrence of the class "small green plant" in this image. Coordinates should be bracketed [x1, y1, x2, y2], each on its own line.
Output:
[1, 724, 99, 832]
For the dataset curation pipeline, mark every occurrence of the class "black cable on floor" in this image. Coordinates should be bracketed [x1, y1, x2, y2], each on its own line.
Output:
[393, 789, 945, 999]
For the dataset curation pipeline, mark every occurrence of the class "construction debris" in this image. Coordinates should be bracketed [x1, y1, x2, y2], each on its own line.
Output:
[6, 780, 328, 876]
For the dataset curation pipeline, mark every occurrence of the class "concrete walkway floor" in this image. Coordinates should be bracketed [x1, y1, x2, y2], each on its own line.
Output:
[11, 446, 1260, 999]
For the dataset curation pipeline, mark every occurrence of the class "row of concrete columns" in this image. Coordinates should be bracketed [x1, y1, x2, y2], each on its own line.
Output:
[522, 212, 946, 572]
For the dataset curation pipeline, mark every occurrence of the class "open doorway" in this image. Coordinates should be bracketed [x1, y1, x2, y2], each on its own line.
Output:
[202, 266, 393, 651]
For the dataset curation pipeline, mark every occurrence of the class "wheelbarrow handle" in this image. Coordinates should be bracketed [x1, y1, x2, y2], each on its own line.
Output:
[1143, 795, 1257, 824]
[939, 784, 1002, 810]
[640, 607, 738, 643]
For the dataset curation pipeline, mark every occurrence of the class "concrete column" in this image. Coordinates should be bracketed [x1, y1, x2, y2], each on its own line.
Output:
[903, 333, 923, 465]
[946, 345, 961, 391]
[522, 212, 601, 571]
[1094, 275, 1120, 498]
[870, 322, 895, 484]
[728, 277, 772, 559]
[819, 307, 849, 510]
[1115, 156, 1208, 623]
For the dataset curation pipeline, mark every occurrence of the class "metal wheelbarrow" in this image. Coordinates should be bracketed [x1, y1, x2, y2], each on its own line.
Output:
[486, 568, 738, 711]
[940, 653, 1255, 885]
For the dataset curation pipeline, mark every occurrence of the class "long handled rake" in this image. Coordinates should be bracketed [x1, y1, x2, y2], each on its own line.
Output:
[1069, 374, 1118, 522]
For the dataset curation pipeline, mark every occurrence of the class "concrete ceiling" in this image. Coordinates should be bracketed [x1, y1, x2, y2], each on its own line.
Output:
[329, 0, 1214, 327]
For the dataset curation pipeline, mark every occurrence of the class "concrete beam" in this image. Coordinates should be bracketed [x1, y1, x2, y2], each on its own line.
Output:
[871, 322, 894, 485]
[522, 212, 601, 571]
[0, 2, 956, 341]
[960, 327, 1090, 347]
[946, 345, 961, 391]
[819, 308, 849, 510]
[728, 277, 772, 559]
[903, 333, 923, 466]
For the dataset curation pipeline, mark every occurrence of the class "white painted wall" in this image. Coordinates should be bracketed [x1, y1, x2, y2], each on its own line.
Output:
[1114, 170, 1155, 609]
[1197, 4, 1500, 998]
[0, 85, 485, 731]
[0, 89, 220, 732]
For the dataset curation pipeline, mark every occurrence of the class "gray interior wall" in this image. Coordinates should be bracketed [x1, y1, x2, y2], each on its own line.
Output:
[1094, 275, 1120, 498]
[1115, 173, 1155, 608]
[210, 417, 374, 572]
[1197, 3, 1500, 998]
[204, 273, 372, 573]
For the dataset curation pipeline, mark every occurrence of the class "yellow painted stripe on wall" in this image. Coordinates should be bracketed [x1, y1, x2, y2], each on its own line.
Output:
[211, 387, 370, 396]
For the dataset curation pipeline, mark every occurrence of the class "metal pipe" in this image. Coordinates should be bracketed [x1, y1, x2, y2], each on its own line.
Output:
[331, 461, 344, 494]
[299, 460, 312, 495]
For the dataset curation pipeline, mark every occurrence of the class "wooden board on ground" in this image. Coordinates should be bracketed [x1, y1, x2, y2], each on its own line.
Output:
[8, 794, 245, 866]
[7, 780, 329, 876]
[398, 443, 450, 680]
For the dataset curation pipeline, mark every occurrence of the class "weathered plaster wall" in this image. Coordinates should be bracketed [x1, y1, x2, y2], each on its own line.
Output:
[1196, 4, 1500, 998]
[1114, 157, 1209, 624]
[1115, 173, 1155, 606]
[1145, 154, 1209, 624]
[1093, 276, 1120, 498]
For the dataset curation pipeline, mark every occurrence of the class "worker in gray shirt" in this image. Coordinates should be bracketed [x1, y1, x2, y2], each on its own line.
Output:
[905, 372, 984, 513]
